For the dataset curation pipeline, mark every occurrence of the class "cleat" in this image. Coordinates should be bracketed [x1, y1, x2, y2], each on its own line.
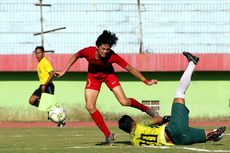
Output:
[146, 107, 159, 117]
[161, 115, 171, 125]
[106, 133, 115, 147]
[57, 122, 66, 128]
[207, 126, 226, 141]
[183, 52, 199, 65]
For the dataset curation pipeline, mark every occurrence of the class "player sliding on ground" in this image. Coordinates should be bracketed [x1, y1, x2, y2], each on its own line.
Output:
[56, 30, 159, 146]
[118, 52, 226, 146]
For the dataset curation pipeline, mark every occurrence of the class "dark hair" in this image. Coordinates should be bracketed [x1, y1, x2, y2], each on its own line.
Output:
[35, 46, 44, 52]
[118, 115, 134, 133]
[96, 30, 118, 47]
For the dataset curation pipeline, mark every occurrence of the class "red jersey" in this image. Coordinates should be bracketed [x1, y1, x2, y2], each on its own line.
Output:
[76, 46, 128, 75]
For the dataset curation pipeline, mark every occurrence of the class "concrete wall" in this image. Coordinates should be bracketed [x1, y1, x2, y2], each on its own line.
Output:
[0, 72, 230, 121]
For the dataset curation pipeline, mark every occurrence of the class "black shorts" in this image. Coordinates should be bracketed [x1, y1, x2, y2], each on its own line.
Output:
[165, 103, 206, 145]
[32, 83, 55, 98]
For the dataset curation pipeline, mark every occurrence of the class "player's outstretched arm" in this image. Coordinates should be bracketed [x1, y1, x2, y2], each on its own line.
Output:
[55, 54, 79, 78]
[151, 116, 163, 125]
[125, 64, 157, 85]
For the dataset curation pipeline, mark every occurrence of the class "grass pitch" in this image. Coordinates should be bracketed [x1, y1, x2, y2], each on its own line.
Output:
[0, 126, 229, 153]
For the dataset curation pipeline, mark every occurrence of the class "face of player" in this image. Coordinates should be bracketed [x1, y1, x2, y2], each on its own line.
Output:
[35, 48, 44, 61]
[96, 44, 111, 58]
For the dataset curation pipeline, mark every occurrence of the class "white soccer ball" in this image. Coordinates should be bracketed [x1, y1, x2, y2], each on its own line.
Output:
[48, 106, 67, 123]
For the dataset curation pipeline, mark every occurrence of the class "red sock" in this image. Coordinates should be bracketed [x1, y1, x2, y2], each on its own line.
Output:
[91, 110, 110, 137]
[129, 98, 148, 112]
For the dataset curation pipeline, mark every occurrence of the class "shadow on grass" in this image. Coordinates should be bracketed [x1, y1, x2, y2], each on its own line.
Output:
[209, 143, 225, 146]
[95, 141, 131, 146]
[115, 141, 132, 145]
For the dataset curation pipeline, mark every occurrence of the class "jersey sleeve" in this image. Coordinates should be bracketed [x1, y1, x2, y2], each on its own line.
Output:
[75, 47, 88, 58]
[112, 53, 128, 68]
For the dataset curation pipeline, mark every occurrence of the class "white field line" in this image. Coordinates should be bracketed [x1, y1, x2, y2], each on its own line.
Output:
[0, 145, 230, 152]
[0, 146, 133, 151]
[145, 146, 230, 152]
[2, 134, 230, 152]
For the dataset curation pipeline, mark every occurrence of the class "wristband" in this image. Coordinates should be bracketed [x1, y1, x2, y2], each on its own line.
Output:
[143, 79, 148, 84]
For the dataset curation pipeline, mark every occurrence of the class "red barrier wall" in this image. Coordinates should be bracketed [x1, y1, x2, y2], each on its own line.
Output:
[0, 53, 230, 72]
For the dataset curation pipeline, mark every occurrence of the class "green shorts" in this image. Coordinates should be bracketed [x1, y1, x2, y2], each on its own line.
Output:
[165, 103, 206, 145]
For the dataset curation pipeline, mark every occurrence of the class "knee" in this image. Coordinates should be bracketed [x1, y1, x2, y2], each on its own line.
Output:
[85, 104, 96, 113]
[29, 99, 39, 107]
[119, 98, 130, 106]
[173, 98, 185, 104]
[29, 98, 35, 105]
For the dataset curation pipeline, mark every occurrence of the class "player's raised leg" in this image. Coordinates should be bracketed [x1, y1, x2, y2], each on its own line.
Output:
[29, 85, 46, 107]
[29, 95, 40, 107]
[112, 86, 159, 117]
[174, 52, 199, 104]
[165, 52, 203, 145]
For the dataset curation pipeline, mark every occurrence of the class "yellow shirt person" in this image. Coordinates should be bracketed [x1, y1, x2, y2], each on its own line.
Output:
[37, 57, 53, 84]
[29, 46, 55, 107]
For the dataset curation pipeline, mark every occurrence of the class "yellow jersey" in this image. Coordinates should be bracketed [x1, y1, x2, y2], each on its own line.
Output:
[130, 123, 174, 146]
[37, 57, 53, 84]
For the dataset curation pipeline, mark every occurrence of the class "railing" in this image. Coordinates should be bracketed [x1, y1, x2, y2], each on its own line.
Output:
[0, 0, 230, 54]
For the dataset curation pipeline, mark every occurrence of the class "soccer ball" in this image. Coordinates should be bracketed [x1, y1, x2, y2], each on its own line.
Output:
[48, 106, 67, 123]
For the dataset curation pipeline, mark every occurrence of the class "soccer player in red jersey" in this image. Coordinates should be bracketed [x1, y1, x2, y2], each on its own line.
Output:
[56, 30, 158, 146]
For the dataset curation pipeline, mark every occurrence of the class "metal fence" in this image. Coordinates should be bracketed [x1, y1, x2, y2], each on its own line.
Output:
[0, 0, 230, 54]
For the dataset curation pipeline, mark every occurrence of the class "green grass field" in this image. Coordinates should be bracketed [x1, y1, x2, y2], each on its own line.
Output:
[0, 126, 229, 153]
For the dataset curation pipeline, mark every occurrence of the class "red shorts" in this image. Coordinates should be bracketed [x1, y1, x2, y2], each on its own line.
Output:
[85, 73, 120, 91]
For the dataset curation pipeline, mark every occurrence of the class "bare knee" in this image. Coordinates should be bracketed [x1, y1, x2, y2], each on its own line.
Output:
[85, 104, 97, 114]
[29, 99, 34, 105]
[29, 100, 39, 107]
[29, 96, 39, 107]
[119, 98, 131, 106]
[173, 98, 185, 104]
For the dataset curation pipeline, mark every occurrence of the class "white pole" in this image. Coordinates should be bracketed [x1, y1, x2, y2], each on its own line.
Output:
[137, 0, 144, 53]
[39, 0, 44, 47]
